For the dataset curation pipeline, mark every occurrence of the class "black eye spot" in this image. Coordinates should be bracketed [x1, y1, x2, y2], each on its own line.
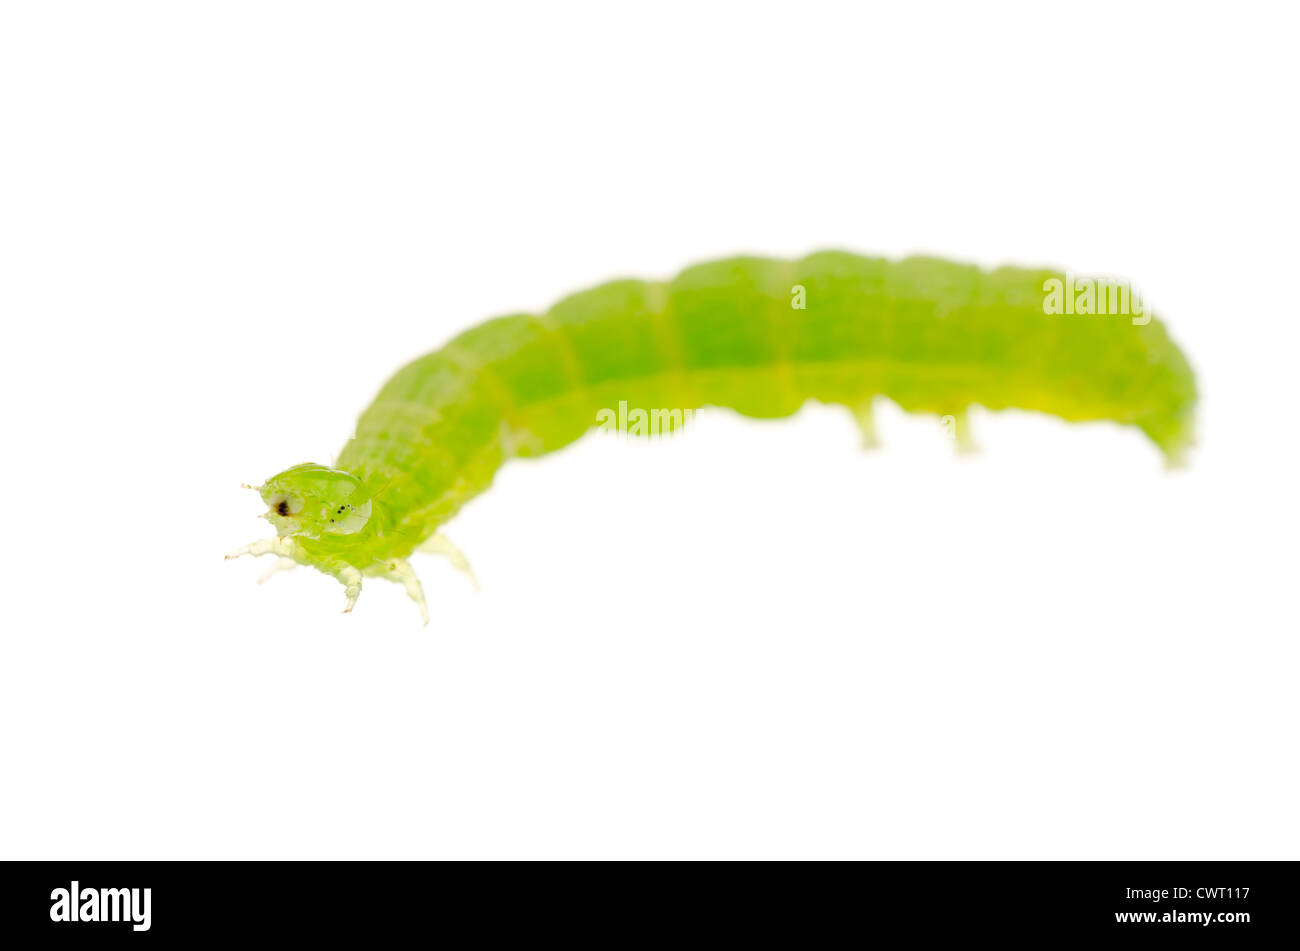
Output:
[338, 506, 345, 513]
[276, 501, 289, 517]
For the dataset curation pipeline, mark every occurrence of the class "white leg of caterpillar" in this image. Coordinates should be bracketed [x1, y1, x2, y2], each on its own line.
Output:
[388, 559, 430, 626]
[942, 409, 978, 455]
[418, 533, 481, 591]
[257, 557, 297, 584]
[340, 566, 363, 615]
[225, 536, 297, 561]
[851, 400, 881, 450]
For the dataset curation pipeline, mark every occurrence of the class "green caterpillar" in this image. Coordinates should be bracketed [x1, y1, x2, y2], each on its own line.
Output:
[228, 251, 1197, 622]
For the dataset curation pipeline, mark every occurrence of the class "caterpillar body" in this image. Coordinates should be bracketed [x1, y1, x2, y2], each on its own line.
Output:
[228, 251, 1197, 622]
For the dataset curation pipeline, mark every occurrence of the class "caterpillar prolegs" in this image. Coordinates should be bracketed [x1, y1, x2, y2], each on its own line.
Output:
[228, 252, 1197, 622]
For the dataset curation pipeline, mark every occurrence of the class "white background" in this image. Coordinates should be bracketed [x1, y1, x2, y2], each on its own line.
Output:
[2, 2, 1296, 859]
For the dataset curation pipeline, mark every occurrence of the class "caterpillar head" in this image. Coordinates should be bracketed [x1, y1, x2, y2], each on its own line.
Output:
[253, 463, 372, 539]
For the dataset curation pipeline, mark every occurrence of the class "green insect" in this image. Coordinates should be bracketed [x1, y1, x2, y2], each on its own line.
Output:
[228, 252, 1197, 622]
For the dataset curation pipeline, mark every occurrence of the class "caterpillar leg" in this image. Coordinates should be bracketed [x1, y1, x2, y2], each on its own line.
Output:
[850, 399, 881, 449]
[227, 538, 361, 615]
[941, 409, 978, 454]
[225, 536, 299, 561]
[392, 559, 430, 625]
[365, 558, 429, 625]
[338, 566, 363, 614]
[418, 533, 481, 591]
[257, 557, 297, 585]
